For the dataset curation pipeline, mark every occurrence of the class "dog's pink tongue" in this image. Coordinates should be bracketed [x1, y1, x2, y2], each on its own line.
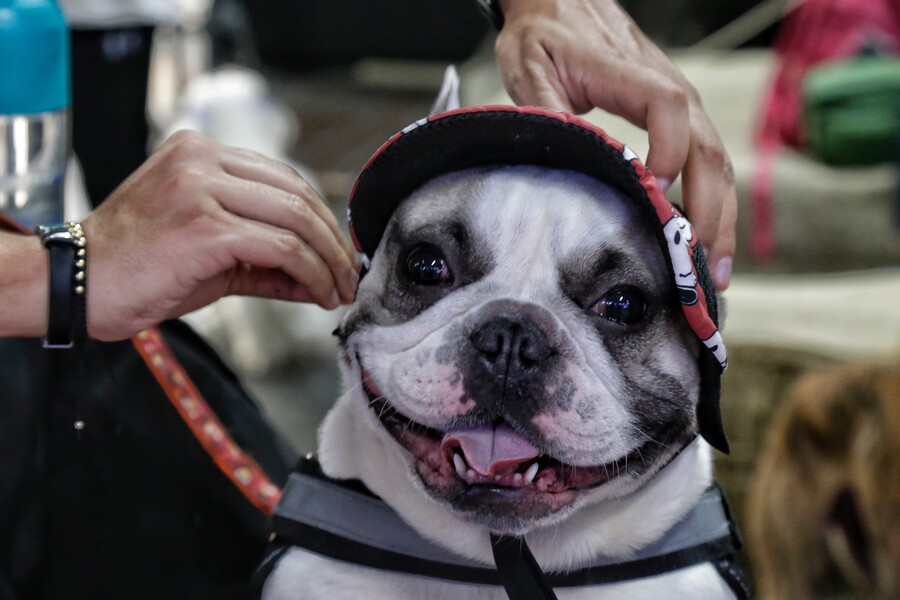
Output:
[441, 423, 540, 476]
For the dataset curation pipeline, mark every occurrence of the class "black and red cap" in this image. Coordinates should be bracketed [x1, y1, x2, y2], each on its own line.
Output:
[347, 105, 729, 453]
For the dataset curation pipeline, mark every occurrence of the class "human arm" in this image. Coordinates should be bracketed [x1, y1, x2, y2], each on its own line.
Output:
[0, 130, 360, 342]
[494, 0, 736, 289]
[0, 231, 49, 338]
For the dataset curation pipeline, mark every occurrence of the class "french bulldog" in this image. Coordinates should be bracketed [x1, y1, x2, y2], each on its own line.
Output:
[261, 75, 740, 600]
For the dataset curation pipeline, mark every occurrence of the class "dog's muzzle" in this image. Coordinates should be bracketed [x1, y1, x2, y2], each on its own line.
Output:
[463, 314, 559, 423]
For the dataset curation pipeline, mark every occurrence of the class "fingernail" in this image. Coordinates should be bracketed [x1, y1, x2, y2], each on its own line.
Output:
[344, 271, 359, 301]
[331, 290, 341, 307]
[656, 177, 671, 193]
[346, 269, 359, 291]
[714, 257, 732, 290]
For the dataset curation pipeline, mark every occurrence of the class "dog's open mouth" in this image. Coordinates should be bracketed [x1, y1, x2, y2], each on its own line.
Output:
[362, 372, 643, 521]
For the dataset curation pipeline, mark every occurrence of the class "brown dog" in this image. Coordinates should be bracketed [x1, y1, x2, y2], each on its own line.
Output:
[747, 358, 900, 600]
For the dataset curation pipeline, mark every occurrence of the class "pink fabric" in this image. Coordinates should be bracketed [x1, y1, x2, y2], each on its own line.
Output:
[751, 0, 900, 262]
[758, 0, 900, 150]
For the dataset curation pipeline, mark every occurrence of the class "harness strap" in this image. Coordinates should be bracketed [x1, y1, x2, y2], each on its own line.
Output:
[490, 534, 558, 600]
[265, 459, 747, 596]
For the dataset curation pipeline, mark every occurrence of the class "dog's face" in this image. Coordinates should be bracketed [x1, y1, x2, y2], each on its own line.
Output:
[335, 165, 703, 533]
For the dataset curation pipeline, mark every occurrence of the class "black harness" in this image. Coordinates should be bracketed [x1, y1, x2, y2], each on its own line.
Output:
[258, 459, 749, 599]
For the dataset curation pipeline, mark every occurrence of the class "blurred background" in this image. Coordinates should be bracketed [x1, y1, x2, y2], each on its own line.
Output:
[67, 0, 900, 598]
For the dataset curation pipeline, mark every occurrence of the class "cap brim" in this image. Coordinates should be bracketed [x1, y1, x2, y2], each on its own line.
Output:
[348, 106, 656, 258]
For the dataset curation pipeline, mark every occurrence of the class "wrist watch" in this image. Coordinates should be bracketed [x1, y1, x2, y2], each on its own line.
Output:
[35, 222, 88, 349]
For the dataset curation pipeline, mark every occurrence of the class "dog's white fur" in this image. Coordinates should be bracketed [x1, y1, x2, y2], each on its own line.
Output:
[262, 167, 735, 599]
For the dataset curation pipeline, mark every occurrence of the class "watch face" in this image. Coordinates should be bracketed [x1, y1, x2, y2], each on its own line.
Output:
[38, 224, 75, 245]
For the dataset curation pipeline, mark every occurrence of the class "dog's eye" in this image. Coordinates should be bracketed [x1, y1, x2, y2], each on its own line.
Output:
[405, 246, 453, 286]
[591, 287, 646, 324]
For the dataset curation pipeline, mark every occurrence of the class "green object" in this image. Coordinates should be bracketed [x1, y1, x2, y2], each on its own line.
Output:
[0, 0, 70, 114]
[803, 56, 900, 167]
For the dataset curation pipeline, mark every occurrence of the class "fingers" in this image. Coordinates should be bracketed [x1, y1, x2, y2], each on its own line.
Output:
[161, 130, 361, 301]
[503, 28, 692, 182]
[679, 119, 737, 290]
[213, 174, 359, 303]
[80, 130, 364, 341]
[495, 0, 736, 290]
[218, 146, 360, 264]
[221, 214, 343, 309]
[583, 70, 732, 288]
[711, 190, 737, 291]
[496, 32, 575, 112]
[643, 87, 691, 189]
[159, 130, 360, 268]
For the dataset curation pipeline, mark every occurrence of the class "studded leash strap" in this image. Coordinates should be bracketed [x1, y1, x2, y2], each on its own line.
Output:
[132, 327, 283, 515]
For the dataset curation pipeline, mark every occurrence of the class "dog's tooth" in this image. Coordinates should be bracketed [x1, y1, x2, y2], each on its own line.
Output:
[452, 453, 466, 477]
[513, 473, 523, 483]
[466, 469, 476, 482]
[524, 463, 539, 483]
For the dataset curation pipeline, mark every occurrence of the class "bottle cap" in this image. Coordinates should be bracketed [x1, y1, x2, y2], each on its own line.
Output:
[0, 0, 70, 114]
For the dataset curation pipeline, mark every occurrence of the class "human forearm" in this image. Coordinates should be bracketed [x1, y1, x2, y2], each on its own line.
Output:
[0, 231, 49, 338]
[0, 130, 362, 343]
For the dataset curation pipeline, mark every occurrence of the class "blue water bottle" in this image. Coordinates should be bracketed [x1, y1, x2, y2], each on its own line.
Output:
[0, 0, 69, 227]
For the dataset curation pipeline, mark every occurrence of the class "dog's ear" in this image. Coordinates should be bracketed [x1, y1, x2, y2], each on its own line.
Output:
[430, 66, 461, 115]
[697, 351, 729, 454]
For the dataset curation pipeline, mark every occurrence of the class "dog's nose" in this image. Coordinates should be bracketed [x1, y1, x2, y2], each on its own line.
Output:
[465, 316, 559, 418]
[471, 316, 553, 370]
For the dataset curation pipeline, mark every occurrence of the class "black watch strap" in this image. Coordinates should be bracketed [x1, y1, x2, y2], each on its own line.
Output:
[476, 0, 505, 30]
[36, 222, 88, 349]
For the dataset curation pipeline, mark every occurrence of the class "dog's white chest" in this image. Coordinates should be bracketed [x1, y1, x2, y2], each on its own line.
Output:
[262, 548, 736, 600]
[260, 446, 740, 600]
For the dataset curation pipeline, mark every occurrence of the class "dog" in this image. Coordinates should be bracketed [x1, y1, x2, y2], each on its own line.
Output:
[747, 358, 900, 600]
[259, 75, 743, 599]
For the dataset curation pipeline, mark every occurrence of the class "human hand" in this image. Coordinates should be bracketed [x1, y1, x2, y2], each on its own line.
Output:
[495, 0, 736, 289]
[82, 131, 360, 341]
